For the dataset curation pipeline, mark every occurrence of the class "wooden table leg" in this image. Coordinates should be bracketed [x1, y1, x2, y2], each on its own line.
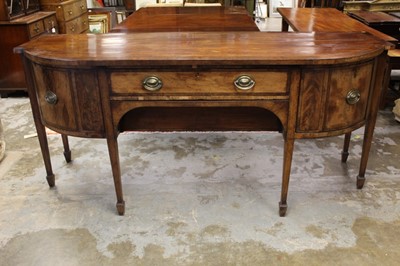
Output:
[341, 132, 351, 163]
[35, 121, 55, 187]
[98, 70, 125, 215]
[281, 18, 289, 32]
[357, 52, 388, 189]
[23, 56, 55, 188]
[61, 134, 71, 163]
[106, 135, 125, 215]
[279, 137, 295, 217]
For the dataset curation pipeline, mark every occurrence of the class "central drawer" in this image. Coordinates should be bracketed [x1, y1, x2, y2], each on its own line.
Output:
[110, 71, 289, 96]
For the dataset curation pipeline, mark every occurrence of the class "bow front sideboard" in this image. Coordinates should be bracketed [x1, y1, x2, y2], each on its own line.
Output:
[16, 32, 389, 216]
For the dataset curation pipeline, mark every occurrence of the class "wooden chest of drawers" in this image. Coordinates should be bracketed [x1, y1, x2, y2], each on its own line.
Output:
[0, 11, 57, 97]
[40, 0, 89, 34]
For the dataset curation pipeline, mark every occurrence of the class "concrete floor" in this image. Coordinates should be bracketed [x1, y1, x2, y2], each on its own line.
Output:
[1, 18, 400, 266]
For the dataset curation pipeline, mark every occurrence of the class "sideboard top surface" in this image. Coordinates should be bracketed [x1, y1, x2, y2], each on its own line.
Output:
[15, 32, 387, 67]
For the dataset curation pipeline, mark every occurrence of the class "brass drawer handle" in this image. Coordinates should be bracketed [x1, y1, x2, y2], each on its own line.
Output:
[346, 89, 361, 105]
[234, 75, 255, 91]
[45, 91, 58, 105]
[34, 23, 40, 33]
[142, 76, 163, 91]
[80, 5, 85, 9]
[68, 10, 73, 15]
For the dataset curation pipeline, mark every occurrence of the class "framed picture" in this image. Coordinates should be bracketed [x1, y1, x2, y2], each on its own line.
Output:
[89, 14, 109, 33]
[268, 0, 295, 18]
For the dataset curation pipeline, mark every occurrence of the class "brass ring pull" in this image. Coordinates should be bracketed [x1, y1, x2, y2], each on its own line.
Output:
[234, 75, 255, 91]
[45, 91, 58, 105]
[346, 89, 361, 105]
[142, 76, 163, 91]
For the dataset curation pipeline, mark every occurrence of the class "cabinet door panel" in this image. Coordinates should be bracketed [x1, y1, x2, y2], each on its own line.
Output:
[297, 69, 328, 132]
[324, 61, 374, 131]
[33, 64, 78, 131]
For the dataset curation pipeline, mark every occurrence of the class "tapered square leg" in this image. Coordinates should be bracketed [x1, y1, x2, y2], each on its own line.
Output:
[357, 175, 365, 189]
[116, 201, 125, 215]
[61, 134, 71, 163]
[279, 201, 288, 217]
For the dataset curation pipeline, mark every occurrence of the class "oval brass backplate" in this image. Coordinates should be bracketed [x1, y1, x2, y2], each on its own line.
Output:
[143, 76, 163, 91]
[234, 75, 255, 91]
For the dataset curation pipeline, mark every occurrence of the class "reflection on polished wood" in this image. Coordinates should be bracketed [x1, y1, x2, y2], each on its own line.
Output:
[278, 7, 397, 47]
[111, 6, 258, 32]
[16, 31, 388, 217]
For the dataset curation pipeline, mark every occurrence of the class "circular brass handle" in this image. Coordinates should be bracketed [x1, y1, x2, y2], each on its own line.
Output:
[346, 89, 361, 105]
[234, 75, 255, 91]
[142, 76, 163, 91]
[68, 10, 73, 15]
[45, 91, 58, 105]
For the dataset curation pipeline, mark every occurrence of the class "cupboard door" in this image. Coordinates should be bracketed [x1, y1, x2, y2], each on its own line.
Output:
[33, 64, 78, 131]
[297, 61, 374, 133]
[324, 61, 374, 131]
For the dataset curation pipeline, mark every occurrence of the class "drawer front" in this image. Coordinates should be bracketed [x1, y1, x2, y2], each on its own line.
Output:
[59, 0, 87, 21]
[111, 71, 289, 96]
[28, 20, 45, 38]
[43, 15, 59, 33]
[62, 12, 89, 34]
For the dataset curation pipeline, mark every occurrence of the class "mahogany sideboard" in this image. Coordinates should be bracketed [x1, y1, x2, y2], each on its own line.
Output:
[16, 31, 388, 216]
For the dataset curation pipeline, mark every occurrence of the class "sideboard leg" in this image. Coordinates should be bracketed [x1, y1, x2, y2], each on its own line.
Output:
[357, 123, 374, 190]
[356, 175, 366, 189]
[61, 134, 71, 163]
[341, 132, 351, 163]
[35, 118, 55, 187]
[356, 53, 388, 189]
[22, 56, 55, 188]
[279, 137, 295, 217]
[106, 136, 125, 215]
[97, 70, 125, 215]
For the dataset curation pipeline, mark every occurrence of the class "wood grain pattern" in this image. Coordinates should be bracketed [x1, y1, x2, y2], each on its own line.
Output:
[16, 32, 386, 66]
[278, 7, 397, 46]
[111, 6, 257, 33]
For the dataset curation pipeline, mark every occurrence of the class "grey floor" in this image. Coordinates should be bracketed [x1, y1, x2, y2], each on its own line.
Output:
[1, 18, 400, 265]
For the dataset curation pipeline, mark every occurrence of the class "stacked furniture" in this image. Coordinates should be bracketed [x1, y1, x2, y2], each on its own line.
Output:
[0, 0, 57, 97]
[40, 0, 89, 33]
